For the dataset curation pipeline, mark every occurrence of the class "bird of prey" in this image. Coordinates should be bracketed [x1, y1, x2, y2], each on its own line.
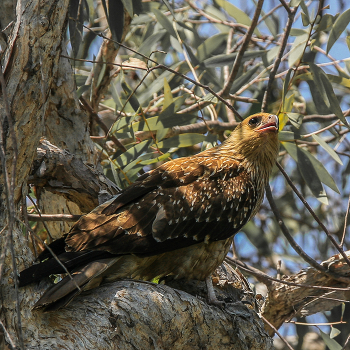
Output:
[20, 113, 280, 311]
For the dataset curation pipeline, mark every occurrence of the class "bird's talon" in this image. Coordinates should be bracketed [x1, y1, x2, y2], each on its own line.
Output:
[207, 298, 225, 309]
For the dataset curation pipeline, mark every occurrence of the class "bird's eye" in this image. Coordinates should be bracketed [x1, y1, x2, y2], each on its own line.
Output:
[248, 117, 260, 126]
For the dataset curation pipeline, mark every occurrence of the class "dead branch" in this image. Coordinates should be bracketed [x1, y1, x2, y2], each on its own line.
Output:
[28, 139, 120, 213]
[262, 251, 350, 336]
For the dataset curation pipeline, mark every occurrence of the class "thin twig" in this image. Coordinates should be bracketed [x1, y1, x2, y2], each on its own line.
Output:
[26, 195, 54, 241]
[22, 195, 38, 259]
[275, 162, 350, 269]
[220, 0, 264, 98]
[261, 6, 297, 111]
[79, 96, 127, 152]
[301, 119, 339, 138]
[265, 185, 350, 284]
[341, 332, 350, 350]
[0, 318, 16, 350]
[289, 320, 346, 326]
[261, 315, 294, 349]
[226, 257, 350, 291]
[27, 213, 82, 222]
[341, 192, 350, 246]
[258, 3, 283, 25]
[17, 217, 81, 292]
[79, 16, 244, 120]
[279, 0, 292, 14]
[304, 295, 350, 303]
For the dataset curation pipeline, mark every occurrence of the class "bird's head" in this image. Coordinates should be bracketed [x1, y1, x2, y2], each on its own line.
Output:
[217, 113, 280, 170]
[234, 113, 279, 141]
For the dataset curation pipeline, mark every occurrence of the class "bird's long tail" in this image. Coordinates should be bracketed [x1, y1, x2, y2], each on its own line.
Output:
[33, 257, 119, 311]
[19, 250, 115, 287]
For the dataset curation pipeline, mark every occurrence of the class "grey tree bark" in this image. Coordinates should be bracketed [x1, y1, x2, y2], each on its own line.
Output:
[0, 1, 272, 349]
[1, 1, 349, 350]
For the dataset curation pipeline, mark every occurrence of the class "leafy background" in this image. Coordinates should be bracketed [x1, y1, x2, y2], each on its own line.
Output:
[61, 0, 350, 348]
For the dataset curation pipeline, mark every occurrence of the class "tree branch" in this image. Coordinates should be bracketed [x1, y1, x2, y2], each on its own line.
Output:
[27, 213, 81, 222]
[261, 6, 297, 111]
[220, 0, 264, 98]
[28, 139, 120, 213]
[265, 185, 350, 284]
[262, 251, 350, 335]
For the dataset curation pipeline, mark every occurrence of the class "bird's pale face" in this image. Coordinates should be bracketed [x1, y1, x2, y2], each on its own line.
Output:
[221, 113, 280, 164]
[227, 113, 279, 147]
[239, 113, 279, 138]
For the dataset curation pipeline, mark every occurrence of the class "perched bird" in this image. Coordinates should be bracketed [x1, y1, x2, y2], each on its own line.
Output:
[20, 113, 279, 311]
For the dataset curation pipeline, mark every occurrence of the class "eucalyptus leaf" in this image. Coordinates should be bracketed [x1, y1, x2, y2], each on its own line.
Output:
[110, 161, 123, 189]
[108, 0, 124, 45]
[282, 69, 293, 100]
[111, 116, 134, 133]
[156, 127, 169, 141]
[266, 46, 280, 65]
[286, 113, 304, 129]
[161, 0, 175, 18]
[114, 140, 152, 167]
[230, 64, 261, 94]
[278, 131, 297, 142]
[132, 116, 159, 132]
[153, 8, 176, 37]
[120, 0, 133, 17]
[317, 13, 334, 32]
[138, 62, 183, 105]
[309, 63, 348, 126]
[76, 85, 91, 98]
[137, 30, 166, 56]
[204, 50, 267, 68]
[284, 142, 339, 196]
[140, 152, 171, 165]
[197, 33, 227, 62]
[200, 93, 219, 104]
[163, 78, 173, 110]
[215, 0, 260, 36]
[155, 133, 205, 149]
[289, 0, 301, 6]
[327, 8, 350, 53]
[121, 81, 140, 112]
[319, 330, 342, 350]
[170, 35, 183, 54]
[283, 142, 329, 204]
[330, 327, 341, 339]
[312, 134, 343, 165]
[288, 31, 309, 67]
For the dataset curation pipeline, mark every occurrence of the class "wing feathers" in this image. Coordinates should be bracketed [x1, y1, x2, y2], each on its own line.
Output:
[65, 157, 253, 254]
[22, 155, 258, 291]
[19, 250, 115, 287]
[33, 258, 118, 310]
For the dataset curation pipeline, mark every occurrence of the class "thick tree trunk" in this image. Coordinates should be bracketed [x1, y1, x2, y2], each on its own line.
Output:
[0, 1, 272, 349]
[0, 0, 71, 348]
[1, 1, 350, 350]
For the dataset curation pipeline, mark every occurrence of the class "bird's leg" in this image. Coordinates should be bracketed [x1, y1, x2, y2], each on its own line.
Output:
[205, 275, 224, 307]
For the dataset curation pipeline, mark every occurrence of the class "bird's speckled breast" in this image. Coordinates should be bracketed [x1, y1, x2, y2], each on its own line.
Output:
[101, 237, 233, 284]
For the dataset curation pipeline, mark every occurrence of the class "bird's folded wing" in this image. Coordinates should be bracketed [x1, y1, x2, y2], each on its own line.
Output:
[33, 257, 119, 311]
[63, 155, 257, 256]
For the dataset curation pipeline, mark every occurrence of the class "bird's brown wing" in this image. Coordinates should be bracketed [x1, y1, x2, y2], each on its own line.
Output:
[64, 155, 258, 256]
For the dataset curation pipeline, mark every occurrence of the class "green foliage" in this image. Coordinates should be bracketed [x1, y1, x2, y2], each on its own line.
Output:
[68, 1, 350, 346]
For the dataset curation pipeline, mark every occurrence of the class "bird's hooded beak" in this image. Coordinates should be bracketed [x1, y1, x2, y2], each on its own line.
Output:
[255, 115, 279, 133]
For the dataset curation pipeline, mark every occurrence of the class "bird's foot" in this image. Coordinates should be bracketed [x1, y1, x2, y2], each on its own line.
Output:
[205, 276, 225, 308]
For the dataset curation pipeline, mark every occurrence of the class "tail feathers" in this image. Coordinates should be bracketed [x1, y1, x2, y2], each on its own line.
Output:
[19, 250, 115, 287]
[33, 257, 119, 311]
[37, 237, 66, 261]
